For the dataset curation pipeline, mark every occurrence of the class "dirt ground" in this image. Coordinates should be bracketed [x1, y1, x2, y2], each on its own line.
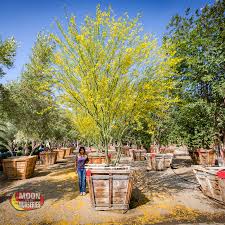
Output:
[1, 153, 225, 225]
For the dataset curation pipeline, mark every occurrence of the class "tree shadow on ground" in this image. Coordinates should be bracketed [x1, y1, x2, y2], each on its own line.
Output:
[0, 158, 78, 204]
[130, 158, 199, 195]
[142, 168, 199, 194]
[0, 173, 79, 205]
[130, 187, 149, 209]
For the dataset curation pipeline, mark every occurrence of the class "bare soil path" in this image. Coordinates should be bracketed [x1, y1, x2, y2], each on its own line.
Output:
[1, 154, 225, 225]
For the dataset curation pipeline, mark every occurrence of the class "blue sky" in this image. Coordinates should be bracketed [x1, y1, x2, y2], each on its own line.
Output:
[0, 0, 213, 83]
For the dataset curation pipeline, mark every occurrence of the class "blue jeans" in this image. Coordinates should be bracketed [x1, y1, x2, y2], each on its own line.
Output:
[77, 168, 86, 193]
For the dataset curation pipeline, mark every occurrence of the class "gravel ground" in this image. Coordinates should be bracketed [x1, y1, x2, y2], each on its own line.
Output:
[1, 154, 225, 225]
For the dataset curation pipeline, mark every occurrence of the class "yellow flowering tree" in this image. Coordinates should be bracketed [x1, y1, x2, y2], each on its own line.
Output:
[51, 6, 179, 163]
[66, 109, 100, 147]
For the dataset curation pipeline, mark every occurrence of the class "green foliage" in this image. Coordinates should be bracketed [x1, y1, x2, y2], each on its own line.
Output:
[162, 0, 225, 148]
[3, 33, 57, 142]
[0, 121, 17, 152]
[0, 36, 17, 78]
[51, 5, 179, 157]
[0, 122, 9, 151]
[1, 33, 77, 148]
[164, 102, 215, 148]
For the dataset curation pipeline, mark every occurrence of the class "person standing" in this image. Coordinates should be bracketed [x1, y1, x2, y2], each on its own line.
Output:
[75, 147, 89, 195]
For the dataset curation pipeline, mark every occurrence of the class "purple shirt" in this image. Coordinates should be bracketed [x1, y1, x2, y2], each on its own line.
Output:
[76, 155, 88, 169]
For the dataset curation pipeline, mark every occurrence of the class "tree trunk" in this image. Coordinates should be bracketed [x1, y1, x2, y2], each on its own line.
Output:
[29, 141, 40, 156]
[114, 141, 122, 166]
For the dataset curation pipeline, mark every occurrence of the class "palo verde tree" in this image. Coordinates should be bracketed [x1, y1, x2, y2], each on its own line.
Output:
[52, 6, 179, 163]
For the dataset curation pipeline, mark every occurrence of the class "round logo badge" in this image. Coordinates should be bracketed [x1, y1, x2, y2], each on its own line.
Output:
[10, 191, 44, 211]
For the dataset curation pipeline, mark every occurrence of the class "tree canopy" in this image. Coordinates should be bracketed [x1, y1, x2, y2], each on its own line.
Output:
[51, 6, 179, 158]
[162, 0, 225, 149]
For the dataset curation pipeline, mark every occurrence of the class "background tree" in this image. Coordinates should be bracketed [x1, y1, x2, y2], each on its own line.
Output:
[0, 36, 16, 78]
[163, 0, 225, 150]
[3, 33, 59, 153]
[0, 36, 17, 154]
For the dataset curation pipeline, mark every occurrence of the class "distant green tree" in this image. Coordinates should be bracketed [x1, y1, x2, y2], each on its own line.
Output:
[0, 36, 16, 78]
[163, 0, 225, 148]
[4, 33, 57, 152]
[0, 36, 17, 153]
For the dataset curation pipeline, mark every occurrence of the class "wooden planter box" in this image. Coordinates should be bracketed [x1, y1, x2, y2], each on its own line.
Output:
[189, 149, 216, 166]
[40, 151, 57, 165]
[146, 153, 173, 171]
[90, 147, 97, 153]
[149, 144, 157, 153]
[122, 146, 130, 156]
[61, 148, 73, 157]
[53, 149, 66, 161]
[108, 150, 117, 160]
[88, 153, 111, 164]
[198, 149, 216, 166]
[2, 156, 37, 179]
[193, 166, 225, 203]
[164, 153, 174, 168]
[159, 146, 175, 154]
[86, 165, 133, 211]
[130, 149, 147, 161]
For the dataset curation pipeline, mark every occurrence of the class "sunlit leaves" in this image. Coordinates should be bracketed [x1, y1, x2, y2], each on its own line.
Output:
[52, 5, 179, 148]
[0, 37, 17, 77]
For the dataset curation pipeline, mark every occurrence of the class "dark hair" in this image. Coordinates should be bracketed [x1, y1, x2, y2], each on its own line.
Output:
[79, 146, 86, 154]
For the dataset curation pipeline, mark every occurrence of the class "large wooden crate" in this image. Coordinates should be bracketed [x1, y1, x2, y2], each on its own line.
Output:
[108, 150, 117, 160]
[53, 149, 66, 161]
[159, 146, 175, 154]
[86, 165, 133, 211]
[189, 149, 216, 166]
[149, 144, 157, 153]
[155, 155, 166, 170]
[146, 153, 173, 171]
[146, 153, 155, 170]
[193, 166, 225, 203]
[61, 148, 72, 157]
[130, 149, 147, 161]
[164, 154, 174, 168]
[198, 149, 216, 166]
[121, 146, 130, 156]
[88, 153, 111, 164]
[39, 151, 57, 165]
[2, 156, 37, 179]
